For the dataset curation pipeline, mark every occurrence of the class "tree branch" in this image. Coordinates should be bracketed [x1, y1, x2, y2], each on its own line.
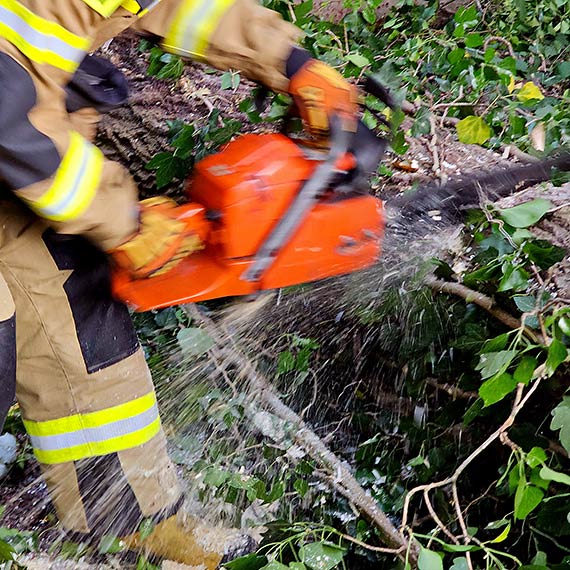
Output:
[182, 305, 418, 564]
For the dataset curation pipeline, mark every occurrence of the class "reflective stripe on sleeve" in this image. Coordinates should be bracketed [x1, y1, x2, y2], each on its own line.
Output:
[0, 0, 90, 73]
[162, 0, 237, 61]
[24, 132, 103, 223]
[24, 392, 162, 465]
[121, 0, 161, 15]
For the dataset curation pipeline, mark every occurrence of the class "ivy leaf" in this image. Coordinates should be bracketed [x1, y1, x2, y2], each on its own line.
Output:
[345, 53, 371, 68]
[523, 240, 566, 270]
[497, 263, 529, 292]
[177, 328, 215, 357]
[465, 33, 484, 48]
[418, 547, 444, 570]
[476, 350, 517, 379]
[225, 554, 268, 570]
[498, 199, 552, 228]
[299, 542, 345, 570]
[539, 466, 570, 486]
[490, 522, 512, 543]
[449, 558, 469, 570]
[456, 116, 492, 145]
[517, 82, 545, 103]
[525, 447, 547, 468]
[98, 535, 123, 555]
[0, 539, 14, 562]
[551, 397, 570, 454]
[145, 152, 182, 188]
[513, 356, 538, 384]
[545, 339, 568, 376]
[514, 481, 544, 520]
[479, 372, 517, 407]
[513, 295, 536, 313]
[138, 519, 155, 542]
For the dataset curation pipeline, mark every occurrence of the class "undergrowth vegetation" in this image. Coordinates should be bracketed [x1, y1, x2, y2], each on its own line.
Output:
[0, 1, 569, 569]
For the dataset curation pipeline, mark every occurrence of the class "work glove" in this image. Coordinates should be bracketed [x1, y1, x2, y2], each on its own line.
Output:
[287, 49, 360, 143]
[110, 197, 203, 279]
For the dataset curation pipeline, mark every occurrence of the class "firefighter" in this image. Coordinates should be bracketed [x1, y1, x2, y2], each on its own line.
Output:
[0, 1, 358, 567]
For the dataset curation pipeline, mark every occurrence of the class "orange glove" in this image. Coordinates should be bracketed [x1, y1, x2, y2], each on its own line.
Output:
[111, 197, 203, 279]
[288, 59, 360, 143]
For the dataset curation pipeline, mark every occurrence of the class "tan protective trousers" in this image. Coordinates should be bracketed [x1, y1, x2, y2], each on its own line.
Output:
[0, 110, 182, 538]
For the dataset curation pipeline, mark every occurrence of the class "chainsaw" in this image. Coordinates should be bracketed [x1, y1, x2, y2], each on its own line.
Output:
[112, 78, 394, 311]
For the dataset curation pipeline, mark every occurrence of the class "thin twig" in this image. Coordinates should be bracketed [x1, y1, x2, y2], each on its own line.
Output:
[401, 380, 543, 530]
[426, 379, 478, 400]
[483, 36, 517, 60]
[339, 533, 407, 554]
[183, 305, 418, 563]
[425, 276, 522, 330]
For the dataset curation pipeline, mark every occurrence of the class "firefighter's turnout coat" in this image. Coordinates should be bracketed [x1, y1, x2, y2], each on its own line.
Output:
[0, 0, 299, 537]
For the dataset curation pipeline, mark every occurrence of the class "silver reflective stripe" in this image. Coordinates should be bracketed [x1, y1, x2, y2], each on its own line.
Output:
[180, 1, 214, 50]
[0, 5, 85, 66]
[41, 143, 91, 217]
[29, 404, 160, 452]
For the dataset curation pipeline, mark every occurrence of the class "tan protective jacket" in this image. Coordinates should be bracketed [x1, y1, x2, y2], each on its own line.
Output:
[0, 0, 300, 250]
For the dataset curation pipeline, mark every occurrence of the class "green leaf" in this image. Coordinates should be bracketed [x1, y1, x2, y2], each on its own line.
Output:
[294, 478, 309, 497]
[290, 564, 307, 570]
[545, 339, 568, 376]
[99, 535, 123, 554]
[481, 333, 509, 353]
[551, 398, 570, 454]
[177, 328, 215, 357]
[476, 350, 517, 379]
[456, 116, 492, 145]
[490, 522, 511, 543]
[526, 447, 547, 468]
[204, 468, 229, 488]
[418, 547, 444, 570]
[138, 519, 155, 542]
[225, 554, 268, 570]
[145, 152, 183, 188]
[0, 539, 14, 562]
[497, 263, 529, 292]
[299, 542, 345, 570]
[513, 356, 538, 384]
[465, 33, 484, 48]
[514, 481, 544, 520]
[454, 5, 478, 26]
[479, 372, 517, 406]
[540, 466, 570, 486]
[345, 53, 371, 68]
[523, 240, 566, 270]
[450, 557, 469, 570]
[513, 295, 536, 313]
[448, 47, 465, 65]
[498, 199, 553, 228]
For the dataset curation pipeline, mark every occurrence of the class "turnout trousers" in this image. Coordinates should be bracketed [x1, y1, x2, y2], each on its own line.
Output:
[0, 200, 183, 536]
[0, 105, 182, 538]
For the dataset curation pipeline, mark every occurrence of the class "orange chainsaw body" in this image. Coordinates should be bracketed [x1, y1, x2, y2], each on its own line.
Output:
[112, 133, 384, 311]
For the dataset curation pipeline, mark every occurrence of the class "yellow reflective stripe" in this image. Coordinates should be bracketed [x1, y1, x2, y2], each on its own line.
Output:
[0, 0, 90, 72]
[163, 0, 236, 60]
[81, 0, 125, 18]
[24, 392, 157, 438]
[26, 132, 103, 223]
[32, 417, 161, 465]
[121, 0, 141, 14]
